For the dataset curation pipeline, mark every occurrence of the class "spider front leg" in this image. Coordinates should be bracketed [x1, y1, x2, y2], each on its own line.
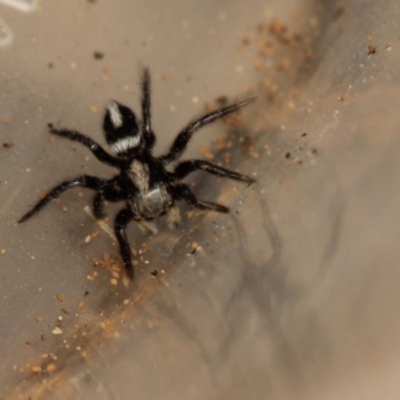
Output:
[114, 206, 135, 279]
[141, 67, 156, 149]
[173, 183, 230, 213]
[18, 175, 107, 223]
[172, 160, 255, 185]
[48, 124, 124, 168]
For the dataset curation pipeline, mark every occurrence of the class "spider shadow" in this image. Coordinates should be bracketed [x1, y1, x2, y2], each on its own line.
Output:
[215, 186, 347, 386]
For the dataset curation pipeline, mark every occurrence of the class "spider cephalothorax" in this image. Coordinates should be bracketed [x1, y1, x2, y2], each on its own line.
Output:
[19, 68, 255, 279]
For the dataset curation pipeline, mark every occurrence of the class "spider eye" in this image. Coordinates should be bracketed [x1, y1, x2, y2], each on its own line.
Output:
[103, 101, 141, 154]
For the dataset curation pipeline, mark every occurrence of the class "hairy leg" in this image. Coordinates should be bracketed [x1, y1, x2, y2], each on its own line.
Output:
[19, 175, 106, 223]
[92, 192, 106, 219]
[172, 159, 255, 184]
[114, 206, 135, 279]
[141, 68, 156, 149]
[160, 96, 255, 164]
[48, 124, 124, 167]
[173, 183, 229, 213]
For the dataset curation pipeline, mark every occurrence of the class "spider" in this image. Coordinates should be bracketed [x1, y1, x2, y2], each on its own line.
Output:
[19, 68, 256, 280]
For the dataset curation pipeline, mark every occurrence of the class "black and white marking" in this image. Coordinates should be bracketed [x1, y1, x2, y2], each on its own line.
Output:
[107, 101, 124, 128]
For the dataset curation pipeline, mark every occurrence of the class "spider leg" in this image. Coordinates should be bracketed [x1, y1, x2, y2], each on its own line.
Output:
[92, 176, 136, 219]
[141, 67, 156, 149]
[166, 205, 181, 229]
[18, 175, 106, 223]
[159, 96, 256, 164]
[92, 192, 106, 219]
[48, 124, 124, 167]
[114, 206, 135, 279]
[173, 183, 230, 213]
[172, 160, 255, 185]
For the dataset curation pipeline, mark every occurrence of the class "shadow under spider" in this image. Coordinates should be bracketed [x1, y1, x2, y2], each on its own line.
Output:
[216, 187, 347, 387]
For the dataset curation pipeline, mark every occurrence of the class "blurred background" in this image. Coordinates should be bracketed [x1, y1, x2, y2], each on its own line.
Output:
[1, 0, 400, 399]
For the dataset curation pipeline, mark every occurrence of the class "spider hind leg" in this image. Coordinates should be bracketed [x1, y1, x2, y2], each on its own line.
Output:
[173, 160, 255, 185]
[173, 183, 230, 214]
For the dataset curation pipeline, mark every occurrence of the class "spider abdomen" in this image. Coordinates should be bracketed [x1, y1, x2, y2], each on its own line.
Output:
[129, 184, 172, 219]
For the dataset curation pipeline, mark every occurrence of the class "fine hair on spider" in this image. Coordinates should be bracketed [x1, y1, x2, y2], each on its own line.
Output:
[19, 68, 256, 280]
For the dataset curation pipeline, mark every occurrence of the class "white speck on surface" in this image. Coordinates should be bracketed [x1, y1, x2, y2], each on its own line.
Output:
[52, 327, 63, 335]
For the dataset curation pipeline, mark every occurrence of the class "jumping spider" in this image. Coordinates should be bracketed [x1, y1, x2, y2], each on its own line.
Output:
[19, 68, 255, 279]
